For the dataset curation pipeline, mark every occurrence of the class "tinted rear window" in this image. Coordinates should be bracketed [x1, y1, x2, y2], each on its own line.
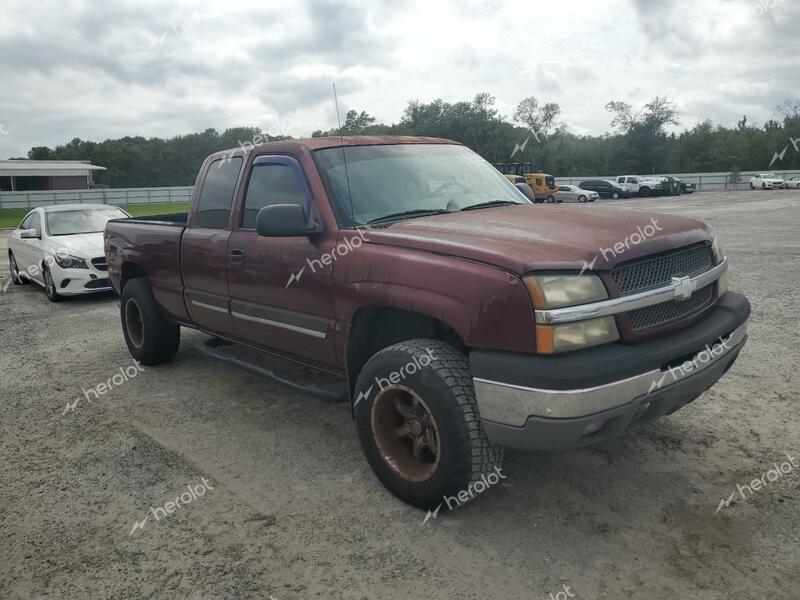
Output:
[195, 157, 242, 229]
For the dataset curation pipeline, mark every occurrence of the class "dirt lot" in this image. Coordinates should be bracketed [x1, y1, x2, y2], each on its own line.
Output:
[1, 190, 798, 600]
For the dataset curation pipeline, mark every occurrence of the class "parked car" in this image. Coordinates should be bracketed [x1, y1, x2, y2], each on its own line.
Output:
[782, 177, 800, 189]
[106, 136, 750, 509]
[8, 204, 130, 301]
[579, 179, 628, 199]
[679, 180, 697, 194]
[750, 173, 785, 189]
[615, 175, 662, 197]
[554, 185, 598, 203]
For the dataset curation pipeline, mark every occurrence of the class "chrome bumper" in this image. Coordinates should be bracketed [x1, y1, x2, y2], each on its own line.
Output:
[473, 320, 747, 427]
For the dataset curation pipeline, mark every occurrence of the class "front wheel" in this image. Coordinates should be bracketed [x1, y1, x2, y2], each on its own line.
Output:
[639, 187, 651, 197]
[578, 195, 587, 203]
[611, 192, 620, 199]
[43, 266, 61, 302]
[354, 339, 504, 510]
[120, 278, 180, 365]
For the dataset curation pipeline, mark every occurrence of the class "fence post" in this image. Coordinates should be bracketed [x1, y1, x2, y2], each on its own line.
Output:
[124, 189, 129, 205]
[147, 188, 152, 204]
[102, 189, 107, 205]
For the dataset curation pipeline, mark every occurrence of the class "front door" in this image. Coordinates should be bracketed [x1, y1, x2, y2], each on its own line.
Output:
[227, 155, 338, 368]
[182, 156, 243, 336]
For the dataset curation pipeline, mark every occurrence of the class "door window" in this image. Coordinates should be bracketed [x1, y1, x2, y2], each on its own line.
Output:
[195, 157, 243, 229]
[28, 213, 41, 234]
[19, 212, 35, 230]
[242, 162, 309, 229]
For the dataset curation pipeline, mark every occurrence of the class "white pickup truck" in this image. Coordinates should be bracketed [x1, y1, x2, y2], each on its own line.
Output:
[615, 175, 662, 197]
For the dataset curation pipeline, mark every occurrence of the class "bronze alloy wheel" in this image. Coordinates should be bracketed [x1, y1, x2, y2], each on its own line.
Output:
[124, 298, 144, 348]
[371, 384, 441, 482]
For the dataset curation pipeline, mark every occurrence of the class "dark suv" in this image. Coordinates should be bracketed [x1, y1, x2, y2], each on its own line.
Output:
[579, 180, 628, 199]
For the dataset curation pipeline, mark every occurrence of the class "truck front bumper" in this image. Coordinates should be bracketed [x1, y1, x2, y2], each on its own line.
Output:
[470, 291, 750, 451]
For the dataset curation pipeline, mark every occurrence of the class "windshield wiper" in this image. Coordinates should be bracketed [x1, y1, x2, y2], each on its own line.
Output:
[366, 208, 450, 225]
[460, 200, 521, 212]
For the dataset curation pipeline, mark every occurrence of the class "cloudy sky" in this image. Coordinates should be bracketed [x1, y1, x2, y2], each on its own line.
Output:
[0, 0, 798, 158]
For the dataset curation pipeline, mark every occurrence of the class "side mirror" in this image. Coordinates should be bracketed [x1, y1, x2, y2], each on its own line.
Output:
[20, 228, 39, 239]
[515, 182, 535, 202]
[255, 204, 320, 237]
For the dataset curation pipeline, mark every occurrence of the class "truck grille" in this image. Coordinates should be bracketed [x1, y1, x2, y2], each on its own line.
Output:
[91, 257, 109, 271]
[612, 243, 714, 296]
[628, 284, 714, 330]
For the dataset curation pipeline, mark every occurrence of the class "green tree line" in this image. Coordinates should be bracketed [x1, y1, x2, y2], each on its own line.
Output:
[23, 94, 800, 188]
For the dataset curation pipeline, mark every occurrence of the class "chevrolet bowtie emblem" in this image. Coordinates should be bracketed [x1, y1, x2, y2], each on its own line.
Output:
[672, 275, 697, 301]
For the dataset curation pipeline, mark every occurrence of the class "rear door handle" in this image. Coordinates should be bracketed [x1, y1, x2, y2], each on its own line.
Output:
[229, 248, 246, 265]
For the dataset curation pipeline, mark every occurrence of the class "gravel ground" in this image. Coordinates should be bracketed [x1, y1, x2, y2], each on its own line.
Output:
[1, 189, 798, 600]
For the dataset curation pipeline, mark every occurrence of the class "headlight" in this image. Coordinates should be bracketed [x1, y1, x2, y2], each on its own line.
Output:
[524, 274, 620, 353]
[523, 274, 608, 309]
[710, 234, 725, 264]
[536, 316, 620, 353]
[54, 253, 88, 269]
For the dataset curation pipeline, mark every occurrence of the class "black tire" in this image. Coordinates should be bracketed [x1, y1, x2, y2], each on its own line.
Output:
[611, 192, 620, 199]
[354, 339, 504, 510]
[639, 187, 651, 197]
[8, 252, 27, 285]
[762, 183, 766, 189]
[546, 195, 556, 203]
[120, 278, 180, 365]
[42, 266, 61, 302]
[578, 195, 587, 203]
[750, 183, 754, 190]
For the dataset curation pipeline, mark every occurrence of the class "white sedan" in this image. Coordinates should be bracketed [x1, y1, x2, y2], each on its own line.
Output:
[554, 185, 599, 203]
[7, 204, 130, 302]
[784, 177, 800, 189]
[749, 173, 785, 189]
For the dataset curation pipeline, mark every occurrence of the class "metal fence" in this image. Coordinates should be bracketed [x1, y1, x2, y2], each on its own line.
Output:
[0, 186, 193, 210]
[555, 170, 800, 191]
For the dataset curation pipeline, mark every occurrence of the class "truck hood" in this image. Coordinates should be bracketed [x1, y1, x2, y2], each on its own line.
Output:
[363, 204, 710, 274]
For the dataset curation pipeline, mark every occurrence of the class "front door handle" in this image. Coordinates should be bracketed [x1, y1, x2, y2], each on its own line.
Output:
[229, 248, 246, 265]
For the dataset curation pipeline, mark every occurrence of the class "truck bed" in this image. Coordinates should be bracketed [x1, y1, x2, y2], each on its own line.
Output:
[105, 214, 189, 322]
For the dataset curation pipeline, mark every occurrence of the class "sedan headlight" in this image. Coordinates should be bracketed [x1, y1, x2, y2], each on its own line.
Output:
[524, 274, 620, 353]
[54, 253, 88, 269]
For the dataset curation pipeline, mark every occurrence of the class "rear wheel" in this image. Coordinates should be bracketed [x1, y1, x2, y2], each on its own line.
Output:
[546, 195, 556, 203]
[8, 252, 26, 285]
[43, 266, 61, 302]
[762, 183, 766, 189]
[354, 339, 504, 510]
[120, 278, 180, 365]
[750, 183, 755, 190]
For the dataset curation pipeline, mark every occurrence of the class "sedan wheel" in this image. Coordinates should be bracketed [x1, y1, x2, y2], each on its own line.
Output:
[578, 195, 587, 203]
[43, 266, 61, 302]
[8, 252, 26, 285]
[546, 195, 556, 203]
[750, 183, 755, 190]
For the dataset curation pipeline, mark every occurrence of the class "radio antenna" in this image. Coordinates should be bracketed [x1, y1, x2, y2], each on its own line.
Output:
[333, 83, 357, 227]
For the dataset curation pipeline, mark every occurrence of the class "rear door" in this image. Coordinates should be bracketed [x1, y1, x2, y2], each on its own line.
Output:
[182, 156, 243, 336]
[227, 155, 338, 368]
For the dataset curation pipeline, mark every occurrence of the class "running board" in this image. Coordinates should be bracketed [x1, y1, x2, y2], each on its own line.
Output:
[198, 343, 348, 403]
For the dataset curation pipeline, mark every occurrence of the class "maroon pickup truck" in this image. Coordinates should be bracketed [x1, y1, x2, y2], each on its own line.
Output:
[105, 136, 749, 509]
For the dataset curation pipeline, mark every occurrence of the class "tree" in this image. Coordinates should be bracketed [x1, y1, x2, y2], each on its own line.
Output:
[513, 97, 564, 140]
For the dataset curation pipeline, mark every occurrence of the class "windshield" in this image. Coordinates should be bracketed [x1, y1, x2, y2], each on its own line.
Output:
[314, 144, 529, 226]
[46, 207, 129, 236]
